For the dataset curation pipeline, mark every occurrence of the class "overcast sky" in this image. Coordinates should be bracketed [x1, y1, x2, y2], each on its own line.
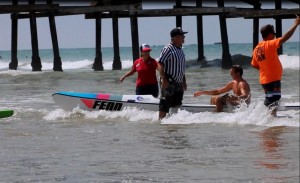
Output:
[0, 1, 299, 50]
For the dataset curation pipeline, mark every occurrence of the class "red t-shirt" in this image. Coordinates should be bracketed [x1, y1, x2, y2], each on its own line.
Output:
[251, 38, 283, 84]
[133, 57, 158, 87]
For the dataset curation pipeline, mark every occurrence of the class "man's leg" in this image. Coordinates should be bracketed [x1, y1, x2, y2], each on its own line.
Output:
[159, 97, 169, 120]
[210, 96, 217, 105]
[159, 111, 167, 120]
[211, 95, 225, 112]
[215, 96, 224, 112]
[262, 81, 281, 117]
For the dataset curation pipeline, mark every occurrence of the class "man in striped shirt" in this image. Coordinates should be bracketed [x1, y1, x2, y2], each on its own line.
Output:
[158, 27, 188, 119]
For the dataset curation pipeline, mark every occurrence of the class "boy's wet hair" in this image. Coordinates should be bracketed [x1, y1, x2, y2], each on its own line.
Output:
[232, 65, 243, 76]
[260, 24, 276, 38]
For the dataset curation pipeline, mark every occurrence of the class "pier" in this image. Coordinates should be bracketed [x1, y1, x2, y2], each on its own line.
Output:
[0, 0, 299, 71]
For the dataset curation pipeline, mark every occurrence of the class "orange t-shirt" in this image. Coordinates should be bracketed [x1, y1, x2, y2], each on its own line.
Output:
[251, 38, 283, 84]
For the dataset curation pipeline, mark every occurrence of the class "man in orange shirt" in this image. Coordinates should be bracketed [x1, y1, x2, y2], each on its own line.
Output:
[251, 16, 300, 116]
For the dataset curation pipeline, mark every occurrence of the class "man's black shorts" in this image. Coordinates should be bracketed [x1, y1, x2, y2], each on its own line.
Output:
[136, 84, 159, 98]
[262, 80, 281, 107]
[159, 82, 184, 113]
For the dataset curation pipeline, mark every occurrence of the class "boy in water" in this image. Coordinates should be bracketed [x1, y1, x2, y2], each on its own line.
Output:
[194, 65, 251, 112]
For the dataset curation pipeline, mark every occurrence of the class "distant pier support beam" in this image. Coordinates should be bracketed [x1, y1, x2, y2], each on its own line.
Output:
[112, 14, 122, 70]
[93, 13, 104, 71]
[253, 3, 261, 50]
[253, 17, 259, 49]
[9, 0, 18, 70]
[196, 0, 206, 66]
[130, 15, 139, 62]
[275, 0, 283, 55]
[217, 0, 232, 69]
[47, 0, 62, 71]
[175, 0, 182, 27]
[29, 0, 42, 71]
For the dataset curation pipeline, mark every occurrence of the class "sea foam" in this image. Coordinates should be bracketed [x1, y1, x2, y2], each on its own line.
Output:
[41, 100, 299, 127]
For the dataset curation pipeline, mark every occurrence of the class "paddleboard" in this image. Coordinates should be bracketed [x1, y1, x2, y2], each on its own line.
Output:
[0, 109, 14, 119]
[276, 115, 292, 119]
[52, 91, 300, 113]
[52, 91, 219, 113]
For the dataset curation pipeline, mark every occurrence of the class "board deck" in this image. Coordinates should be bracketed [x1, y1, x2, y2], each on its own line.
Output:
[52, 92, 218, 112]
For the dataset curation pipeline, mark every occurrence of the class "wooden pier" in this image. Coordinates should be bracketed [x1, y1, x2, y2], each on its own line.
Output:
[0, 0, 299, 71]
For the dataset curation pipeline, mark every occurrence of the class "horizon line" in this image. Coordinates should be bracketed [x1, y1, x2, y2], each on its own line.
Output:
[1, 41, 299, 52]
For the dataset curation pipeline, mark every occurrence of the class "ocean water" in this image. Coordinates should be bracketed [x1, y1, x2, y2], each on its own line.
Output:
[0, 42, 299, 182]
[0, 42, 299, 70]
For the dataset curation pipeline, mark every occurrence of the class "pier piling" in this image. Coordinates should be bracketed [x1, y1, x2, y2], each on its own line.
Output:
[112, 14, 122, 70]
[8, 0, 18, 70]
[130, 15, 140, 62]
[93, 13, 104, 71]
[196, 0, 206, 66]
[1, 0, 299, 71]
[217, 0, 232, 69]
[29, 0, 42, 71]
[48, 0, 62, 71]
[275, 0, 283, 55]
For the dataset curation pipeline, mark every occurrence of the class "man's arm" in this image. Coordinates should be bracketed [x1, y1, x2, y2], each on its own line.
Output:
[251, 65, 259, 70]
[238, 82, 250, 100]
[279, 16, 300, 45]
[194, 81, 233, 97]
[120, 69, 135, 82]
[183, 75, 187, 91]
[157, 62, 168, 89]
[251, 54, 260, 70]
[155, 61, 160, 71]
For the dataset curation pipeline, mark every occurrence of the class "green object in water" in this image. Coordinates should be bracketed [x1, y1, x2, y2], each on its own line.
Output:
[0, 109, 14, 119]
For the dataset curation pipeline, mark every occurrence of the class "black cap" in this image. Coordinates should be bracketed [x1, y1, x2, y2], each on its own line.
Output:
[260, 24, 276, 38]
[170, 27, 188, 37]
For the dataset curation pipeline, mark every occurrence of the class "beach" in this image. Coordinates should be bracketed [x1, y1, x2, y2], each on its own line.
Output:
[0, 42, 299, 182]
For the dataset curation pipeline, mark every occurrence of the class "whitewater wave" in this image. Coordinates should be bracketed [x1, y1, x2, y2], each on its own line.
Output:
[14, 101, 295, 127]
[0, 59, 134, 72]
[1, 54, 298, 72]
[279, 54, 300, 69]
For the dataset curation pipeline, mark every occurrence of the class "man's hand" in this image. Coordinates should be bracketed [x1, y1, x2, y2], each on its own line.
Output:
[295, 15, 300, 26]
[183, 82, 187, 91]
[160, 78, 169, 89]
[194, 91, 203, 97]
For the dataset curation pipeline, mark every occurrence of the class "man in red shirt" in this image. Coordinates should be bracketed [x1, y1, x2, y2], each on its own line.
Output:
[251, 16, 300, 116]
[120, 44, 159, 97]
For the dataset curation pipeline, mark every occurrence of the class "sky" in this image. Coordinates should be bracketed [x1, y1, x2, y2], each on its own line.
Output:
[0, 1, 299, 50]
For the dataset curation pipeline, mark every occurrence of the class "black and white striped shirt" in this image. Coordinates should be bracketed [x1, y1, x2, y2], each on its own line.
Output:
[158, 43, 186, 83]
